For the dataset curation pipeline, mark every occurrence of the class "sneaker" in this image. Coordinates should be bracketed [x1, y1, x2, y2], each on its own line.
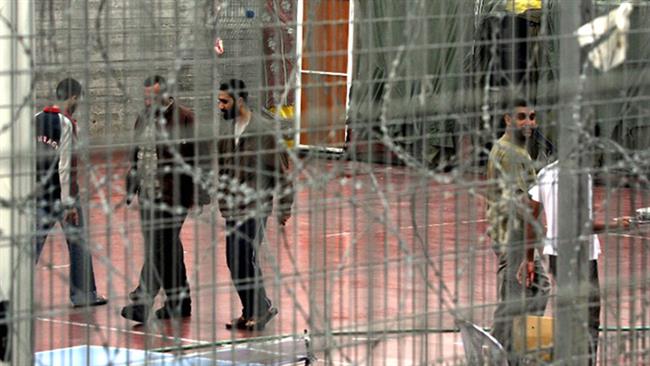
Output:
[245, 307, 278, 331]
[120, 304, 149, 323]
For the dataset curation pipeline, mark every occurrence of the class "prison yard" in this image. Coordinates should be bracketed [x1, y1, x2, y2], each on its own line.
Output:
[1, 1, 650, 365]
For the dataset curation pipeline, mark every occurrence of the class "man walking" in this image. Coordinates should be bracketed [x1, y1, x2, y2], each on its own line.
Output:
[486, 98, 550, 357]
[216, 79, 293, 331]
[34, 78, 107, 308]
[121, 75, 207, 323]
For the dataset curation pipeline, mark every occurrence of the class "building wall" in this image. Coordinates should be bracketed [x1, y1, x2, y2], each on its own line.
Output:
[34, 0, 265, 144]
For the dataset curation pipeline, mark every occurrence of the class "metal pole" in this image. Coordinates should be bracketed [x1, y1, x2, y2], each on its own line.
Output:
[0, 1, 34, 365]
[555, 0, 591, 364]
[294, 0, 305, 147]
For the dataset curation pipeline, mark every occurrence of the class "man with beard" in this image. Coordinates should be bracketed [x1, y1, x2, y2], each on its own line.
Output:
[486, 98, 550, 359]
[121, 75, 207, 323]
[216, 79, 293, 331]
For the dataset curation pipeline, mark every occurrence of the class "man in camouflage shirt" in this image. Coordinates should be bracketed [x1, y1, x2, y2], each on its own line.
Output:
[486, 98, 550, 357]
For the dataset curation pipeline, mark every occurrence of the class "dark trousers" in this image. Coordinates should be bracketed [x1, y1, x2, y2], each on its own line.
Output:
[134, 204, 190, 306]
[549, 255, 601, 366]
[34, 202, 99, 304]
[491, 248, 550, 358]
[0, 300, 9, 362]
[226, 217, 272, 319]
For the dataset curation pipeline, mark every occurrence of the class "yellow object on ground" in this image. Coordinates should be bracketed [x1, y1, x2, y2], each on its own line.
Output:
[513, 315, 554, 362]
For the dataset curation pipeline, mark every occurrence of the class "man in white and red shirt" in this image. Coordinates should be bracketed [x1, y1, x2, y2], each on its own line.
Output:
[33, 78, 107, 308]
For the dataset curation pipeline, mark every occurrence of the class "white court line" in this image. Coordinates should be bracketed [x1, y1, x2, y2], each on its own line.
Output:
[191, 337, 308, 365]
[37, 317, 207, 345]
[609, 233, 650, 240]
[324, 219, 487, 238]
[40, 265, 70, 270]
[301, 69, 347, 77]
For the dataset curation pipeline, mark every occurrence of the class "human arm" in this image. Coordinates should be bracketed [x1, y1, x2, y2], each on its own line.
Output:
[264, 133, 293, 225]
[125, 116, 142, 205]
[58, 116, 78, 224]
[518, 197, 541, 287]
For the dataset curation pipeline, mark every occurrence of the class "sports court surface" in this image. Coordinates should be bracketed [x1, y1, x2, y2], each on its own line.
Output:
[32, 152, 650, 365]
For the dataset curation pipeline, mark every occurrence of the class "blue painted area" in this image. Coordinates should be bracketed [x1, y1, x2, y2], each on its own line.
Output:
[245, 9, 255, 18]
[34, 345, 229, 366]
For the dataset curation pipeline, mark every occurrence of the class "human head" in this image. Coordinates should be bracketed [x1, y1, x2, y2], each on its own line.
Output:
[143, 75, 169, 108]
[56, 78, 83, 115]
[217, 79, 248, 120]
[502, 98, 536, 146]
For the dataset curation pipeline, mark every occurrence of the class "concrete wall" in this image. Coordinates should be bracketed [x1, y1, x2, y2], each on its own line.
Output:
[34, 0, 265, 145]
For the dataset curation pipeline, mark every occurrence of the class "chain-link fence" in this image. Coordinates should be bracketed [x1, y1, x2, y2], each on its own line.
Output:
[1, 0, 649, 365]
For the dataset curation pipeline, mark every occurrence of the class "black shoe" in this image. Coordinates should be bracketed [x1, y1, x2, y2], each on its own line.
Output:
[129, 285, 155, 303]
[121, 304, 149, 323]
[0, 301, 10, 362]
[245, 307, 278, 331]
[225, 316, 249, 330]
[155, 301, 191, 319]
[72, 295, 108, 308]
[128, 290, 140, 302]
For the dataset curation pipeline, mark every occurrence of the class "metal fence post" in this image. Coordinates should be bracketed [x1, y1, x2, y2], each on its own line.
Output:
[0, 1, 34, 365]
[555, 0, 591, 364]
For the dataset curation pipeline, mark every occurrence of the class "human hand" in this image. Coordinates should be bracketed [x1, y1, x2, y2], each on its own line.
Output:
[614, 216, 633, 229]
[278, 212, 291, 226]
[517, 260, 536, 288]
[64, 208, 79, 225]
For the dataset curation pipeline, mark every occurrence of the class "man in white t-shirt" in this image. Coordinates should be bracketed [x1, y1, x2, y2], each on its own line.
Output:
[529, 160, 630, 365]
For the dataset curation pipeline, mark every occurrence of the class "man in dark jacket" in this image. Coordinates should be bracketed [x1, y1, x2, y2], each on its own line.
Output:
[216, 79, 293, 331]
[121, 75, 208, 323]
[33, 78, 107, 307]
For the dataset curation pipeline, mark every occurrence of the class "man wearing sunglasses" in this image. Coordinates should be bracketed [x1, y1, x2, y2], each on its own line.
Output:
[215, 79, 293, 331]
[486, 98, 550, 359]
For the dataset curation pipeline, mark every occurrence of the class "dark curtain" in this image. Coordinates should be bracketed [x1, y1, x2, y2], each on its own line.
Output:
[347, 0, 474, 167]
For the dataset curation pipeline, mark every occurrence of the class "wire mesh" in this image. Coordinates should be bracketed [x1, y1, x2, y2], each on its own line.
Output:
[0, 0, 648, 365]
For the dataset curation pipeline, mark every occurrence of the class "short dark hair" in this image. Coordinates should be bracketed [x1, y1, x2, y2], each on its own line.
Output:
[143, 75, 167, 91]
[219, 79, 248, 103]
[502, 98, 529, 115]
[56, 78, 82, 101]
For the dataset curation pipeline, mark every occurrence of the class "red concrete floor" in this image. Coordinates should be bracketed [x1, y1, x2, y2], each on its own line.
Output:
[32, 152, 650, 364]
